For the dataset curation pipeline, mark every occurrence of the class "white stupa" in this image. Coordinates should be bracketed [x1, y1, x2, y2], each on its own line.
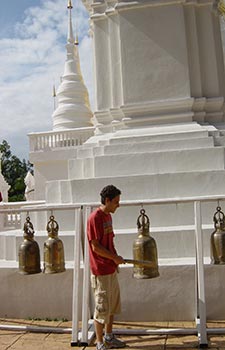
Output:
[29, 0, 94, 199]
[0, 152, 10, 202]
[52, 0, 93, 130]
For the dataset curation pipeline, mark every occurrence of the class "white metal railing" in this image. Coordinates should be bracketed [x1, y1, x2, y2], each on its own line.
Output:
[1, 194, 225, 346]
[28, 127, 95, 152]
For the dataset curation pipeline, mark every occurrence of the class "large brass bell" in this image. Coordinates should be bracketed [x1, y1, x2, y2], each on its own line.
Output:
[18, 217, 41, 274]
[43, 215, 65, 273]
[133, 209, 159, 279]
[211, 206, 225, 264]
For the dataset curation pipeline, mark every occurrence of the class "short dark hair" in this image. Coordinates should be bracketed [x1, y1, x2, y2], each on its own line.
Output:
[100, 185, 121, 204]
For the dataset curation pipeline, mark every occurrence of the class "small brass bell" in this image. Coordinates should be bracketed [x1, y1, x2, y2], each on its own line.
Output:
[133, 209, 159, 279]
[211, 206, 225, 264]
[43, 215, 65, 274]
[18, 217, 41, 274]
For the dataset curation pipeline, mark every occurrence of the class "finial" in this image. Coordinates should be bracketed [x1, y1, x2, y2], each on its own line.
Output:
[75, 33, 79, 46]
[53, 84, 56, 111]
[53, 84, 56, 98]
[67, 0, 73, 9]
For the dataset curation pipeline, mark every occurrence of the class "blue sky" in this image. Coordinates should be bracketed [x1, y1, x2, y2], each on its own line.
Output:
[0, 0, 40, 38]
[0, 0, 93, 160]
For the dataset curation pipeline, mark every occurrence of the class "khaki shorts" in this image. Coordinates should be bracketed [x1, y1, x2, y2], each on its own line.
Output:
[91, 271, 121, 324]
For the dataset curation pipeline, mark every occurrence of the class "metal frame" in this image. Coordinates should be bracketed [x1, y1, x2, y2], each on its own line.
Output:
[71, 208, 82, 345]
[68, 198, 224, 347]
[71, 206, 95, 347]
[2, 195, 225, 346]
[194, 201, 208, 348]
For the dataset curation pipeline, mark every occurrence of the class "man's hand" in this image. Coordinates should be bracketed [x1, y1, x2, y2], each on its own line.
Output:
[113, 255, 125, 265]
[91, 240, 125, 265]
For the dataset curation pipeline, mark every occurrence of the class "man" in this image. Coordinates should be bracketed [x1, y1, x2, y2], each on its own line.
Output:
[87, 185, 126, 350]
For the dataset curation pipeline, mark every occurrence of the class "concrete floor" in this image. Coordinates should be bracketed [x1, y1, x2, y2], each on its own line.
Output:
[0, 319, 225, 349]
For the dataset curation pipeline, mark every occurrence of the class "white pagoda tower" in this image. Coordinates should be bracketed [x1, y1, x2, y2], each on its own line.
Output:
[52, 0, 92, 130]
[29, 0, 93, 199]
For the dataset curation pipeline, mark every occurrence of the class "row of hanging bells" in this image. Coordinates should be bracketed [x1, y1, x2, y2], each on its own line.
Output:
[18, 215, 65, 274]
[19, 208, 159, 278]
[18, 205, 225, 276]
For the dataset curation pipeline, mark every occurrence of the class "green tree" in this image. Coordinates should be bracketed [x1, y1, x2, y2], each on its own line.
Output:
[0, 140, 33, 202]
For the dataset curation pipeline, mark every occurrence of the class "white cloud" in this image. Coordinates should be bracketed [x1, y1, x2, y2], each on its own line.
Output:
[0, 0, 93, 160]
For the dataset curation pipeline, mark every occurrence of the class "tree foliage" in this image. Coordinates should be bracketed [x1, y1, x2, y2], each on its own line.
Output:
[0, 140, 33, 202]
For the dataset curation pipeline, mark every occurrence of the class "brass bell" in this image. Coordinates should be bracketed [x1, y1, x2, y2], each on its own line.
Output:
[18, 217, 41, 274]
[211, 206, 225, 264]
[43, 215, 66, 273]
[133, 209, 159, 279]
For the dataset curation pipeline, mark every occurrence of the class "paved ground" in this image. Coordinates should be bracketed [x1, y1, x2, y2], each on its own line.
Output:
[1, 319, 225, 349]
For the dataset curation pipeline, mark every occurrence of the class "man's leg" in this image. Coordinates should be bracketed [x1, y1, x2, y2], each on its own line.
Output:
[95, 320, 105, 344]
[105, 315, 114, 334]
[104, 314, 126, 348]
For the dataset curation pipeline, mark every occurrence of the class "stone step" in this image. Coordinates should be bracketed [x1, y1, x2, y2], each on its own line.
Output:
[82, 123, 213, 151]
[77, 136, 214, 158]
[46, 169, 225, 204]
[103, 136, 214, 155]
[93, 147, 225, 177]
[68, 147, 225, 179]
[109, 129, 209, 145]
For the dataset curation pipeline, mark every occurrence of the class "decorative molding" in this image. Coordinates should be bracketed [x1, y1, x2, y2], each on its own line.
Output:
[121, 98, 194, 116]
[87, 0, 215, 17]
[94, 110, 113, 125]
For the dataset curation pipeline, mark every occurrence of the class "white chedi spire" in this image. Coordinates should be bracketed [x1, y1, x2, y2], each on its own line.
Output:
[52, 0, 93, 130]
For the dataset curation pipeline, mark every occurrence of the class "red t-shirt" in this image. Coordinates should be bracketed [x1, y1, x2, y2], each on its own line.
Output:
[87, 208, 117, 275]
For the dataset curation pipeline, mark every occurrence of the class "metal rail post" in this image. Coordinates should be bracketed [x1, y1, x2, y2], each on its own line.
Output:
[80, 206, 94, 345]
[194, 201, 208, 348]
[71, 208, 82, 346]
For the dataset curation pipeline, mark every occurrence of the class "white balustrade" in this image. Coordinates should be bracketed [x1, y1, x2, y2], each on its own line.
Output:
[0, 201, 45, 231]
[6, 213, 21, 228]
[29, 127, 94, 152]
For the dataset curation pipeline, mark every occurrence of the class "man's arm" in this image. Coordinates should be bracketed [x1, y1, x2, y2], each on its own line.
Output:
[91, 239, 124, 265]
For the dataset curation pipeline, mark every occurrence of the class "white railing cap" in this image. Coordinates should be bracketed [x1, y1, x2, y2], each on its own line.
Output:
[0, 195, 225, 213]
[28, 126, 95, 137]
